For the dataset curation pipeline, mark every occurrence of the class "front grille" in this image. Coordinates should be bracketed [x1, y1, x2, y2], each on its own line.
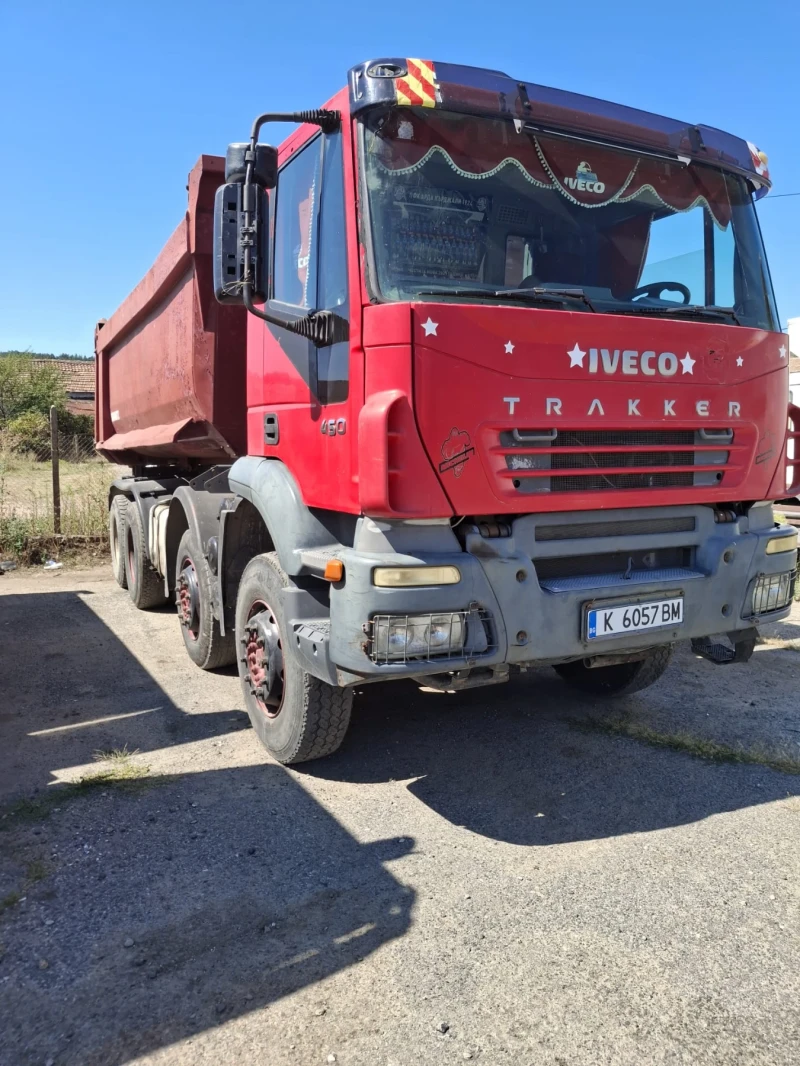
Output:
[499, 428, 733, 495]
[535, 517, 696, 541]
[535, 546, 692, 581]
[549, 471, 695, 492]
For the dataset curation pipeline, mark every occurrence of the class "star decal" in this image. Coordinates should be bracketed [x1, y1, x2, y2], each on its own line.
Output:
[567, 342, 586, 368]
[504, 341, 515, 354]
[779, 344, 787, 360]
[680, 351, 695, 375]
[422, 317, 438, 337]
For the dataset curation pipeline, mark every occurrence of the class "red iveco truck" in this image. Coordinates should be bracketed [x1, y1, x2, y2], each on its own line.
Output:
[96, 59, 800, 764]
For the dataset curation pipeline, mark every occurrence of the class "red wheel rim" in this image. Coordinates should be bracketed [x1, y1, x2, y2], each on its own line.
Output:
[242, 598, 284, 717]
[176, 555, 200, 641]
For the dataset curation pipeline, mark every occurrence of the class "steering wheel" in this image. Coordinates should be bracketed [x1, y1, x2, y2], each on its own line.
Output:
[625, 281, 691, 304]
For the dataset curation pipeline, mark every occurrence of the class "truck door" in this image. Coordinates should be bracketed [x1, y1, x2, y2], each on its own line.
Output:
[248, 126, 357, 510]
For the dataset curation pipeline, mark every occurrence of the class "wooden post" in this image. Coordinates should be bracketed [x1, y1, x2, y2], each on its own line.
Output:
[50, 406, 61, 534]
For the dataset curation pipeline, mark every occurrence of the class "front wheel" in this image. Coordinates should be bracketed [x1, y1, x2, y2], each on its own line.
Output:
[554, 645, 673, 696]
[235, 553, 353, 764]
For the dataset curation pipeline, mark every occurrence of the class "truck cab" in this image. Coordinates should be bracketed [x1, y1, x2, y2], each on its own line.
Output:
[97, 59, 800, 764]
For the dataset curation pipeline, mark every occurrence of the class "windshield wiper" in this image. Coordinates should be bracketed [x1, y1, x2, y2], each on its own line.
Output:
[613, 304, 742, 325]
[509, 286, 597, 312]
[414, 285, 596, 311]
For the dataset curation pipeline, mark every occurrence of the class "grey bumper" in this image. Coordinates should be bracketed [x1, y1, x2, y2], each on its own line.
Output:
[296, 505, 797, 684]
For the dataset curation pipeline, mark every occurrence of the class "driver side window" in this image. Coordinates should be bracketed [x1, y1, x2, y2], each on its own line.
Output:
[639, 209, 704, 303]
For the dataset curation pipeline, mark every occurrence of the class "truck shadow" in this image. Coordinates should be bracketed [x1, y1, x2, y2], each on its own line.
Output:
[0, 590, 249, 800]
[0, 590, 413, 1066]
[307, 663, 800, 847]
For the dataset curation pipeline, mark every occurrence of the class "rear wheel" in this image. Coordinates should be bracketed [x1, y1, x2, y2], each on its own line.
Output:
[125, 505, 167, 610]
[554, 645, 673, 696]
[235, 552, 352, 764]
[175, 528, 235, 669]
[109, 496, 128, 588]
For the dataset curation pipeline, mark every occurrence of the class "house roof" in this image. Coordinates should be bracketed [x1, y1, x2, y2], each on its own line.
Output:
[31, 358, 95, 395]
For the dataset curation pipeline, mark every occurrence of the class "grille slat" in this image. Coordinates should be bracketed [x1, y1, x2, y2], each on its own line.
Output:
[498, 428, 733, 495]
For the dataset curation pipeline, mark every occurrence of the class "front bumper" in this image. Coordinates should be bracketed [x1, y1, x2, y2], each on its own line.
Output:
[293, 505, 797, 684]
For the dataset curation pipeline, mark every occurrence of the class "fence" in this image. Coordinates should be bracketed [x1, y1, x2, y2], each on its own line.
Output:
[0, 406, 127, 558]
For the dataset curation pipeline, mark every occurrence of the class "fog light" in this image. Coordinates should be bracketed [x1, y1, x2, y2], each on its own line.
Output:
[372, 565, 461, 587]
[371, 612, 465, 662]
[766, 530, 798, 554]
[751, 571, 795, 614]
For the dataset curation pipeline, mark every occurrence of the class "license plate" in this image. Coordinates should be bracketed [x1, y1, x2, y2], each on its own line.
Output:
[586, 597, 683, 640]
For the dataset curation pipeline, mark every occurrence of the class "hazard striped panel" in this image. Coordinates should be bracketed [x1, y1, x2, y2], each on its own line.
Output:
[395, 59, 439, 108]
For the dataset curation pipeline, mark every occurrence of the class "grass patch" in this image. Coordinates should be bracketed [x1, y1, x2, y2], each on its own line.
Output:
[0, 753, 152, 831]
[0, 452, 129, 560]
[0, 862, 51, 917]
[72, 747, 150, 790]
[1, 891, 22, 914]
[572, 714, 800, 775]
[25, 860, 47, 883]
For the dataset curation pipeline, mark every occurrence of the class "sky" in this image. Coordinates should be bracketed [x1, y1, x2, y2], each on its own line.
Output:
[1, 0, 799, 356]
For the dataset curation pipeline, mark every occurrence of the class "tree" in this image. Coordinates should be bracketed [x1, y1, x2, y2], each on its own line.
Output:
[0, 354, 67, 423]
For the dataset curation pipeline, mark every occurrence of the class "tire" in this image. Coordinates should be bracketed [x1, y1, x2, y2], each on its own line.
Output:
[109, 496, 128, 588]
[124, 504, 166, 610]
[175, 528, 235, 670]
[554, 645, 673, 697]
[235, 552, 352, 764]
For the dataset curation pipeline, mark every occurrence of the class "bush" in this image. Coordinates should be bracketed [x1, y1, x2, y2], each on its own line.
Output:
[4, 410, 51, 456]
[0, 354, 66, 422]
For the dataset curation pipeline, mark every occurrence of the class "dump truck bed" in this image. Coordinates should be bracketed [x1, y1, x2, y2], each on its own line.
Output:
[95, 156, 247, 466]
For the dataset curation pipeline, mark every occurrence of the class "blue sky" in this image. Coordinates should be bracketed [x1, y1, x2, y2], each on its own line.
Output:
[1, 0, 798, 355]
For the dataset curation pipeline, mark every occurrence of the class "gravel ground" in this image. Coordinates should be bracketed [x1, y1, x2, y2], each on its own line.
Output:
[1, 565, 798, 1066]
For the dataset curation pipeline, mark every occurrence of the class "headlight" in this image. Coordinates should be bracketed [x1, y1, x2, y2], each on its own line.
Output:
[752, 572, 795, 614]
[766, 530, 798, 555]
[371, 612, 465, 662]
[373, 565, 461, 587]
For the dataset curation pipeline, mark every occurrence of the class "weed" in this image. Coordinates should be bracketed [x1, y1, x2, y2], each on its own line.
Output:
[25, 860, 47, 883]
[1, 865, 49, 917]
[572, 714, 800, 775]
[78, 747, 150, 789]
[92, 745, 139, 763]
[0, 797, 52, 829]
[1, 756, 152, 831]
[1, 891, 21, 913]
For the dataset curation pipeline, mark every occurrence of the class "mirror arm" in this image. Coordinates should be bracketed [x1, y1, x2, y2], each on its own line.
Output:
[240, 108, 344, 345]
[249, 110, 340, 141]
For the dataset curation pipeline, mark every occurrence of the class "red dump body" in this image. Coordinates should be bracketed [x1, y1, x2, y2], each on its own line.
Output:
[95, 156, 247, 465]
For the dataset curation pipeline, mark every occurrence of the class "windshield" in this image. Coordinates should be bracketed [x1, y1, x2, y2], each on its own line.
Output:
[361, 108, 778, 330]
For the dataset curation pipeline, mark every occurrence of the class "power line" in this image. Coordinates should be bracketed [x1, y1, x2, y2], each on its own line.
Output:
[757, 192, 800, 200]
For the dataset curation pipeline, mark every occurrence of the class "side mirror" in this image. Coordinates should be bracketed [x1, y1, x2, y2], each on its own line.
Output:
[212, 182, 268, 304]
[225, 142, 278, 188]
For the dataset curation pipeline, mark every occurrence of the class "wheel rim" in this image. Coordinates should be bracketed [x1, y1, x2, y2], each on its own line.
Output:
[242, 598, 284, 717]
[176, 556, 200, 641]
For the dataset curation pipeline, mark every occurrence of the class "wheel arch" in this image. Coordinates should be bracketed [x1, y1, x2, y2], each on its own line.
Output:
[166, 479, 234, 595]
[227, 456, 355, 576]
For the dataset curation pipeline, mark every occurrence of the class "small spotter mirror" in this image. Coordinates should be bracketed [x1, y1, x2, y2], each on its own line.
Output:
[225, 143, 278, 188]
